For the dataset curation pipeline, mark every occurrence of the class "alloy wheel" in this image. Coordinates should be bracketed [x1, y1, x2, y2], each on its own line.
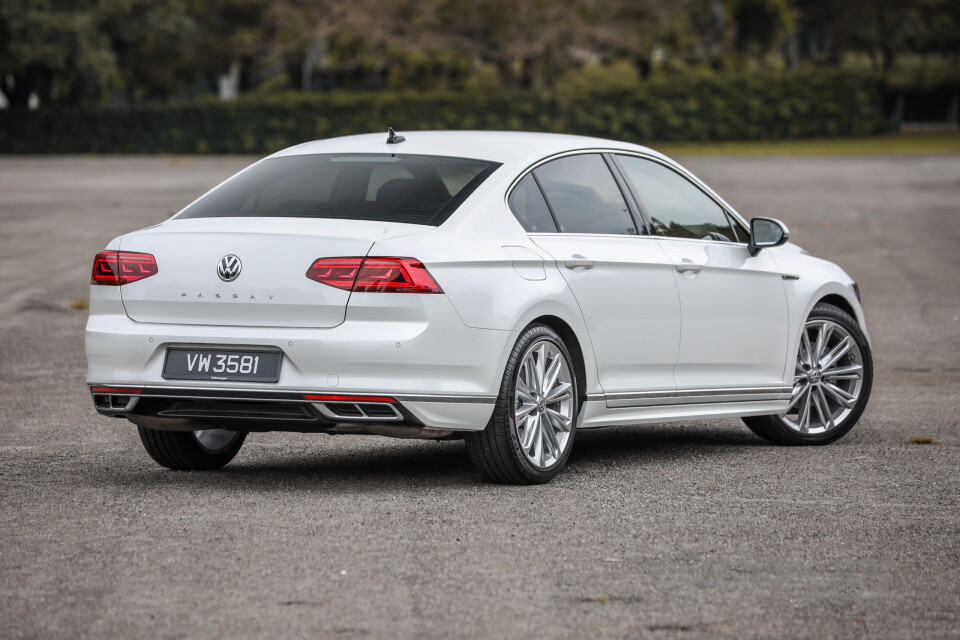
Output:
[780, 319, 865, 435]
[513, 339, 575, 469]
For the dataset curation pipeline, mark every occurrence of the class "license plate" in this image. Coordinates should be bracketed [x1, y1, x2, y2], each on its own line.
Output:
[162, 347, 282, 383]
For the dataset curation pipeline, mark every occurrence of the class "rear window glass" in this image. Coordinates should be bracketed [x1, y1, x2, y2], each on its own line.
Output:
[176, 154, 500, 226]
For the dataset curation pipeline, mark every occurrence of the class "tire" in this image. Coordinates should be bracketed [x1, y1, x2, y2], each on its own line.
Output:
[744, 302, 873, 446]
[465, 324, 579, 484]
[138, 427, 246, 470]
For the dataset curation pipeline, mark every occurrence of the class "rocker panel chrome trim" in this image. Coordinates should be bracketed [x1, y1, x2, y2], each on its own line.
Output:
[604, 386, 792, 408]
[392, 394, 496, 404]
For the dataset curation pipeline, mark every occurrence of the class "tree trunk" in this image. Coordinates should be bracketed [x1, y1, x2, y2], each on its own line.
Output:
[634, 57, 652, 79]
[218, 61, 241, 100]
[881, 46, 895, 74]
[495, 60, 515, 89]
[1, 73, 35, 109]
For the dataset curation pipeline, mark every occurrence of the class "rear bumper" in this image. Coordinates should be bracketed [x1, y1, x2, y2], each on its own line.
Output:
[86, 293, 511, 432]
[89, 385, 495, 434]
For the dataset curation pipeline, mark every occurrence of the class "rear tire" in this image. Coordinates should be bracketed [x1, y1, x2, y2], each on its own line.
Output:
[466, 324, 579, 484]
[138, 427, 246, 470]
[744, 302, 872, 446]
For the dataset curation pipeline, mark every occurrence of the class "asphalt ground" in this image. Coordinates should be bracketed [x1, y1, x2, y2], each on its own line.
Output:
[0, 154, 958, 639]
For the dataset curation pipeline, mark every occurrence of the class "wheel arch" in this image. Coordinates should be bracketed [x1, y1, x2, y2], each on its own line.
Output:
[798, 282, 869, 341]
[816, 293, 856, 320]
[524, 315, 589, 406]
[780, 281, 870, 386]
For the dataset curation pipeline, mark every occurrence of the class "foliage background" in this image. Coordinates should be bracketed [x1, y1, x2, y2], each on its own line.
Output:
[0, 0, 957, 152]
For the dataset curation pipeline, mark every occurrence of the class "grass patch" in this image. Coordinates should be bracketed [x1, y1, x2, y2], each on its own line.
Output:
[68, 300, 89, 310]
[659, 132, 960, 157]
[582, 594, 611, 604]
[909, 436, 939, 445]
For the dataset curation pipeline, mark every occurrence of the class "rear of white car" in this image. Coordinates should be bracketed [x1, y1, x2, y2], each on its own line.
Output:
[87, 149, 515, 438]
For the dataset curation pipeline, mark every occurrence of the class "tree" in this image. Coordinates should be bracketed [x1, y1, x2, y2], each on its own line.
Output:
[793, 0, 960, 71]
[101, 0, 198, 102]
[0, 0, 200, 107]
[316, 0, 693, 89]
[575, 0, 709, 76]
[726, 0, 794, 58]
[329, 0, 576, 89]
[0, 0, 116, 107]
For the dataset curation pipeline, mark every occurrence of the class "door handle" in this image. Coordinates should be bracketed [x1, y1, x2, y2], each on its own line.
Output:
[564, 257, 595, 270]
[675, 263, 701, 274]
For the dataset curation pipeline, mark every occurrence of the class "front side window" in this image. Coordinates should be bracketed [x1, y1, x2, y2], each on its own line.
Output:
[533, 154, 637, 235]
[177, 154, 500, 226]
[616, 155, 737, 242]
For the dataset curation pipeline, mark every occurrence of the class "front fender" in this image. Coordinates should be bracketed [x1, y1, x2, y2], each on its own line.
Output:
[771, 248, 870, 385]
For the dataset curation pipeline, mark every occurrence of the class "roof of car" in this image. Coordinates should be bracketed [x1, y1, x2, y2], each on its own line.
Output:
[270, 130, 669, 168]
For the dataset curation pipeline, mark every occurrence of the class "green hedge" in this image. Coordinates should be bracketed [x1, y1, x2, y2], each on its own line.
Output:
[0, 69, 889, 154]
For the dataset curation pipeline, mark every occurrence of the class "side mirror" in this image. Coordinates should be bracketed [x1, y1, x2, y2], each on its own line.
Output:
[748, 217, 790, 256]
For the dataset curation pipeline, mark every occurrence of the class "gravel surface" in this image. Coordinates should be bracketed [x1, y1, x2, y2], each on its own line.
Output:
[1, 154, 958, 639]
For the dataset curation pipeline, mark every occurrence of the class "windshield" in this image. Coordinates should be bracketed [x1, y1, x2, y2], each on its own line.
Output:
[176, 153, 500, 226]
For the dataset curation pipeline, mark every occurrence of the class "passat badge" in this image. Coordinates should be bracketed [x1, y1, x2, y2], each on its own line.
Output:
[217, 255, 242, 282]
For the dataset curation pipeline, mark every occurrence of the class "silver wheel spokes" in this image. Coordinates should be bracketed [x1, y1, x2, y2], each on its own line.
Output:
[514, 340, 574, 469]
[782, 319, 864, 435]
[193, 429, 239, 453]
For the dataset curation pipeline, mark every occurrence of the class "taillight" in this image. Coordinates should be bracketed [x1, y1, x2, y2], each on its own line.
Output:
[306, 257, 443, 293]
[91, 251, 158, 286]
[305, 257, 364, 291]
[355, 258, 443, 293]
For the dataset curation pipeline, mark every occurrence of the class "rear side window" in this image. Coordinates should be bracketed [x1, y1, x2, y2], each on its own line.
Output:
[615, 155, 737, 242]
[533, 154, 637, 235]
[508, 175, 558, 232]
[177, 154, 500, 226]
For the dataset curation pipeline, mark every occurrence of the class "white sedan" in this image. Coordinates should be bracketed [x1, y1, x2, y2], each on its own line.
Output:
[86, 130, 873, 483]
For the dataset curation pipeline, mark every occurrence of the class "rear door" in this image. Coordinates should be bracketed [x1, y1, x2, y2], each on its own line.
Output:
[513, 153, 682, 398]
[613, 154, 790, 394]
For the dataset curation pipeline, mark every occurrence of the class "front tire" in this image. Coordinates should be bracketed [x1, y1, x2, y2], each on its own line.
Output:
[138, 427, 246, 470]
[744, 302, 873, 445]
[466, 324, 579, 484]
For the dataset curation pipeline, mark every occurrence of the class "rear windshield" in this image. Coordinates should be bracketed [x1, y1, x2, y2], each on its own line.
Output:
[176, 153, 501, 226]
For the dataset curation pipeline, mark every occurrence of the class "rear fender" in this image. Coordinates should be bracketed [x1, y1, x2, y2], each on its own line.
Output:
[370, 231, 602, 397]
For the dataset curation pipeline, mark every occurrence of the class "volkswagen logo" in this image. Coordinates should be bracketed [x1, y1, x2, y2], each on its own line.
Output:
[217, 255, 242, 282]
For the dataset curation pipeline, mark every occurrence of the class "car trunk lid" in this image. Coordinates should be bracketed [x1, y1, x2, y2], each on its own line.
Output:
[118, 217, 423, 328]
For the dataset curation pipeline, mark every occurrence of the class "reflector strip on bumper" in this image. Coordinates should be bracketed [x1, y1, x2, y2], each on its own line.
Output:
[302, 394, 396, 403]
[91, 386, 143, 394]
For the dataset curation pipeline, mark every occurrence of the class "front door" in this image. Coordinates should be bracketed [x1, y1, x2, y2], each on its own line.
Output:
[657, 239, 789, 391]
[613, 153, 790, 396]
